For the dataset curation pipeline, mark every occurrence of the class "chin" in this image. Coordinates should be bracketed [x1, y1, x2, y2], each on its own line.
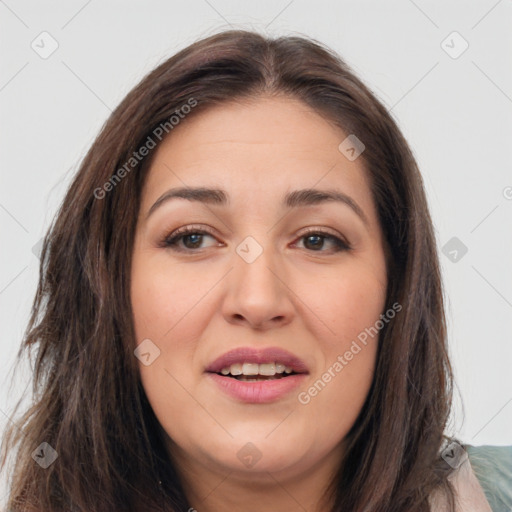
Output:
[197, 429, 313, 476]
[211, 446, 306, 477]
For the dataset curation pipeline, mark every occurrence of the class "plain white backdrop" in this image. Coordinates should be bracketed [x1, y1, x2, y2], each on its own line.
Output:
[1, 0, 511, 501]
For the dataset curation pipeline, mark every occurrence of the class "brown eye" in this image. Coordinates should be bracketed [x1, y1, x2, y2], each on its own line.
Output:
[180, 233, 205, 249]
[162, 226, 220, 252]
[296, 230, 351, 253]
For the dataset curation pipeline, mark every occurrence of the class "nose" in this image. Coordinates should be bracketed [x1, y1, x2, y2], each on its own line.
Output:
[221, 241, 295, 331]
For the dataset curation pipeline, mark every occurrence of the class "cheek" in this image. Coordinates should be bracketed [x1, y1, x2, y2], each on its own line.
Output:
[130, 256, 211, 344]
[294, 263, 385, 432]
[130, 257, 218, 410]
[298, 260, 387, 346]
[131, 262, 208, 447]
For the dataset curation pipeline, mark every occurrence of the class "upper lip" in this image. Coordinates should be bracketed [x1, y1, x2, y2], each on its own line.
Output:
[205, 347, 309, 374]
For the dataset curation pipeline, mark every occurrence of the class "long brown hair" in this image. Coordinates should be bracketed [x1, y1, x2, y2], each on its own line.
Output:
[1, 29, 458, 511]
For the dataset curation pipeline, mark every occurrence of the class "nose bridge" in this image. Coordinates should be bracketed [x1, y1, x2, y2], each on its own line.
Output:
[234, 233, 281, 295]
[222, 233, 293, 328]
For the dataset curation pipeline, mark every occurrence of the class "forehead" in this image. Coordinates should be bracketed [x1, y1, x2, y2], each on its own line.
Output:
[151, 95, 346, 164]
[141, 95, 376, 221]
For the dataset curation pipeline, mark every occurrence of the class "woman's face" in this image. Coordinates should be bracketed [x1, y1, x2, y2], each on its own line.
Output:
[131, 95, 388, 482]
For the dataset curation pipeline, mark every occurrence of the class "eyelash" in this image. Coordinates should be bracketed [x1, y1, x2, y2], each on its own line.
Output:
[161, 225, 351, 254]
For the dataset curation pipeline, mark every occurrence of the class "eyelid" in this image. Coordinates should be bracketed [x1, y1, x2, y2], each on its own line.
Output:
[167, 224, 216, 238]
[297, 226, 348, 242]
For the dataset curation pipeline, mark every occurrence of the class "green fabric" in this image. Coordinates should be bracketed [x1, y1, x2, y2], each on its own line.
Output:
[465, 444, 512, 512]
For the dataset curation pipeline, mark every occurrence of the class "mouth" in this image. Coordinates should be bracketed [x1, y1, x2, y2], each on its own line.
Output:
[215, 362, 299, 381]
[205, 346, 308, 377]
[205, 347, 308, 403]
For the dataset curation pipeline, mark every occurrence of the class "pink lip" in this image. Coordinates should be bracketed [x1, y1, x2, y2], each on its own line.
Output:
[205, 346, 309, 374]
[204, 346, 309, 404]
[206, 372, 307, 403]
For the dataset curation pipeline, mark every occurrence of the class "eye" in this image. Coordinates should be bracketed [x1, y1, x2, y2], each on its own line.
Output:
[161, 225, 221, 252]
[294, 228, 351, 253]
[161, 225, 351, 254]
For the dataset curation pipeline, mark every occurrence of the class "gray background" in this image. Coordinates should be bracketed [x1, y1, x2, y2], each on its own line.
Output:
[1, 0, 511, 501]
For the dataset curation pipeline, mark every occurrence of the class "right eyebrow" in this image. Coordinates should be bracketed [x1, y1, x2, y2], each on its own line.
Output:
[146, 187, 228, 220]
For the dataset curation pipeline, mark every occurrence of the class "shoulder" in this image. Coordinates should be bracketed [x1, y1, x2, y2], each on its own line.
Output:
[465, 444, 512, 512]
[444, 448, 493, 512]
[428, 443, 510, 512]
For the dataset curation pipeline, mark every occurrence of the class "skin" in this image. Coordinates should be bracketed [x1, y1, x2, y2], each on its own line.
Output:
[131, 95, 388, 512]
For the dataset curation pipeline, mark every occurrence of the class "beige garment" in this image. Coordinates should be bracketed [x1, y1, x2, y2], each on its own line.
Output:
[429, 455, 493, 512]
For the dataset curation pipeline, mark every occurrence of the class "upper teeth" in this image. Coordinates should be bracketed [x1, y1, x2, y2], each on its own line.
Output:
[219, 362, 294, 376]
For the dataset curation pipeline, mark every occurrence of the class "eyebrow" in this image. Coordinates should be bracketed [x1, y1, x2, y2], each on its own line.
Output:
[146, 186, 369, 226]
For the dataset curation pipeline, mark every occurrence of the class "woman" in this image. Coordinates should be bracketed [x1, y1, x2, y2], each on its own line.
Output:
[1, 29, 509, 512]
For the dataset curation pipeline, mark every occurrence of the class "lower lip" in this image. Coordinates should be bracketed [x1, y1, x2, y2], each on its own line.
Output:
[206, 372, 307, 403]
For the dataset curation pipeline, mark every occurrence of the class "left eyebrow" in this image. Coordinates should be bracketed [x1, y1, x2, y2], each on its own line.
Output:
[145, 186, 369, 227]
[284, 188, 369, 227]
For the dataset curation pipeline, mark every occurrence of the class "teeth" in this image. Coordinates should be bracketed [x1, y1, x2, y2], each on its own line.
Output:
[259, 363, 276, 376]
[218, 362, 295, 377]
[242, 363, 259, 375]
[230, 363, 243, 376]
